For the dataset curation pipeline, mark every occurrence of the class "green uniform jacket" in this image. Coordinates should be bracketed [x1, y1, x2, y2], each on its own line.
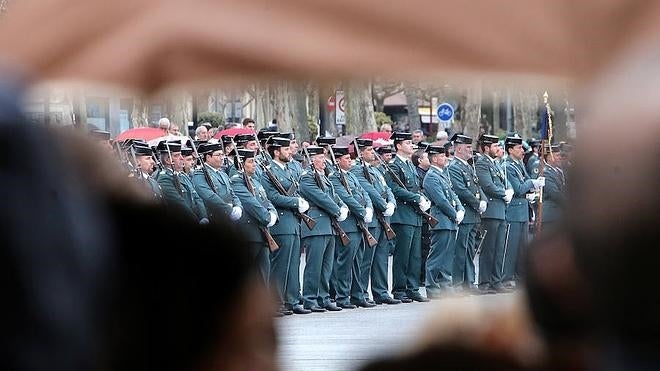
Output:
[424, 166, 463, 231]
[448, 158, 485, 224]
[526, 154, 541, 179]
[299, 169, 345, 238]
[192, 164, 241, 220]
[351, 162, 395, 228]
[156, 169, 207, 221]
[505, 158, 535, 223]
[288, 159, 304, 181]
[384, 155, 423, 227]
[330, 169, 372, 233]
[260, 161, 302, 236]
[541, 165, 565, 223]
[230, 173, 275, 243]
[475, 155, 507, 220]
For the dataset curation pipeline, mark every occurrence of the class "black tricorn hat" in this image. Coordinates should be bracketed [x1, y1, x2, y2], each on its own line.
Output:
[315, 136, 336, 146]
[504, 136, 523, 146]
[236, 149, 256, 160]
[198, 142, 223, 154]
[453, 134, 473, 144]
[478, 134, 499, 145]
[426, 145, 447, 155]
[332, 146, 350, 157]
[391, 132, 412, 142]
[156, 141, 182, 153]
[267, 136, 291, 148]
[355, 138, 373, 148]
[375, 145, 393, 155]
[305, 146, 324, 156]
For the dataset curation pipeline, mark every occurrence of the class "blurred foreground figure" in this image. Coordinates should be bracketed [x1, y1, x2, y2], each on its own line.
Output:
[0, 88, 277, 371]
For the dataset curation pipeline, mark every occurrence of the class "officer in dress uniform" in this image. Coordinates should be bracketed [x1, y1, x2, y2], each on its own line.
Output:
[540, 144, 565, 228]
[329, 146, 375, 309]
[131, 141, 163, 201]
[230, 149, 278, 284]
[385, 132, 431, 303]
[448, 134, 486, 293]
[260, 136, 312, 315]
[191, 143, 243, 222]
[288, 133, 304, 180]
[351, 139, 401, 305]
[155, 141, 209, 224]
[423, 145, 464, 298]
[475, 135, 514, 293]
[299, 146, 349, 312]
[503, 136, 545, 287]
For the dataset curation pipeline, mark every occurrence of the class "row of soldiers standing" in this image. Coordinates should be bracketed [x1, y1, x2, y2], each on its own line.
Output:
[98, 127, 566, 315]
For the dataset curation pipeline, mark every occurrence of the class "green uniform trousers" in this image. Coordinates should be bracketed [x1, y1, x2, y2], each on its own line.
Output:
[391, 223, 422, 298]
[269, 234, 302, 306]
[425, 229, 456, 294]
[332, 231, 362, 305]
[503, 221, 528, 282]
[478, 218, 507, 288]
[453, 223, 477, 287]
[302, 235, 335, 308]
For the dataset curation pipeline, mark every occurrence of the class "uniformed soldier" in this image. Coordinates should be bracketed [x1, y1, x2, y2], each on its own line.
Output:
[376, 145, 394, 163]
[89, 129, 113, 153]
[313, 136, 336, 176]
[448, 134, 485, 293]
[260, 136, 312, 315]
[540, 144, 565, 228]
[230, 148, 278, 284]
[299, 146, 349, 312]
[155, 140, 209, 224]
[475, 134, 514, 293]
[351, 139, 400, 305]
[130, 141, 163, 201]
[181, 142, 196, 175]
[525, 139, 541, 179]
[412, 148, 431, 284]
[191, 142, 243, 222]
[288, 133, 305, 179]
[385, 132, 431, 303]
[229, 134, 260, 177]
[423, 145, 464, 298]
[504, 136, 545, 287]
[328, 146, 375, 309]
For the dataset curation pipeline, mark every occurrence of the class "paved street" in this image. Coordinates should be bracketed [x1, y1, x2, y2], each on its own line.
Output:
[275, 291, 517, 371]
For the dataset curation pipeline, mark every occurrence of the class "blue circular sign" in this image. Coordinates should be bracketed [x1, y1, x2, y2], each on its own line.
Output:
[436, 103, 454, 122]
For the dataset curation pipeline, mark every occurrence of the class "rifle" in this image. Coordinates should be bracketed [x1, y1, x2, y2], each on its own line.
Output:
[127, 144, 146, 184]
[164, 143, 184, 195]
[189, 138, 217, 195]
[327, 146, 378, 247]
[374, 152, 439, 228]
[114, 141, 132, 173]
[303, 146, 350, 246]
[232, 138, 279, 252]
[253, 134, 316, 230]
[535, 91, 553, 233]
[353, 139, 396, 241]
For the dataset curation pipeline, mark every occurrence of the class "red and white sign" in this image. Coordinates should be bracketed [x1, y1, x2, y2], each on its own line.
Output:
[335, 90, 345, 126]
[327, 96, 336, 111]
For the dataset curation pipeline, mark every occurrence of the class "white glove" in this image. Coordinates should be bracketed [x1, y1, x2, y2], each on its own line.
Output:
[418, 197, 431, 212]
[526, 193, 537, 202]
[383, 202, 396, 217]
[455, 210, 465, 224]
[230, 206, 243, 221]
[298, 198, 310, 213]
[199, 218, 209, 225]
[532, 177, 545, 189]
[504, 188, 514, 203]
[478, 200, 487, 213]
[338, 206, 349, 222]
[267, 210, 278, 227]
[364, 207, 373, 224]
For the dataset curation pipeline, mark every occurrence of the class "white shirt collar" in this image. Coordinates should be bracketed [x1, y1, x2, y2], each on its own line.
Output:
[396, 154, 410, 163]
[455, 156, 469, 166]
[430, 165, 444, 172]
[273, 159, 287, 170]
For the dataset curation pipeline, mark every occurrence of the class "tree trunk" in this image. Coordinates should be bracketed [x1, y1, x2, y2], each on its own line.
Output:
[404, 83, 421, 132]
[461, 80, 482, 138]
[345, 81, 376, 135]
[270, 81, 308, 139]
[513, 89, 538, 139]
[169, 91, 192, 134]
[131, 97, 149, 127]
[254, 83, 273, 129]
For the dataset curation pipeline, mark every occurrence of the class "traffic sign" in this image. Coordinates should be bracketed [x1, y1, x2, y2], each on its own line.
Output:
[335, 91, 345, 126]
[327, 96, 336, 111]
[436, 102, 454, 123]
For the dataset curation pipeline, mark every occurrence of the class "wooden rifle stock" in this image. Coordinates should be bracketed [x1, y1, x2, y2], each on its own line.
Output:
[376, 213, 396, 240]
[332, 218, 351, 246]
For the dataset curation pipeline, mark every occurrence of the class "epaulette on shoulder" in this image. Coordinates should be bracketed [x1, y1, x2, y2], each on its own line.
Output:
[301, 170, 309, 176]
